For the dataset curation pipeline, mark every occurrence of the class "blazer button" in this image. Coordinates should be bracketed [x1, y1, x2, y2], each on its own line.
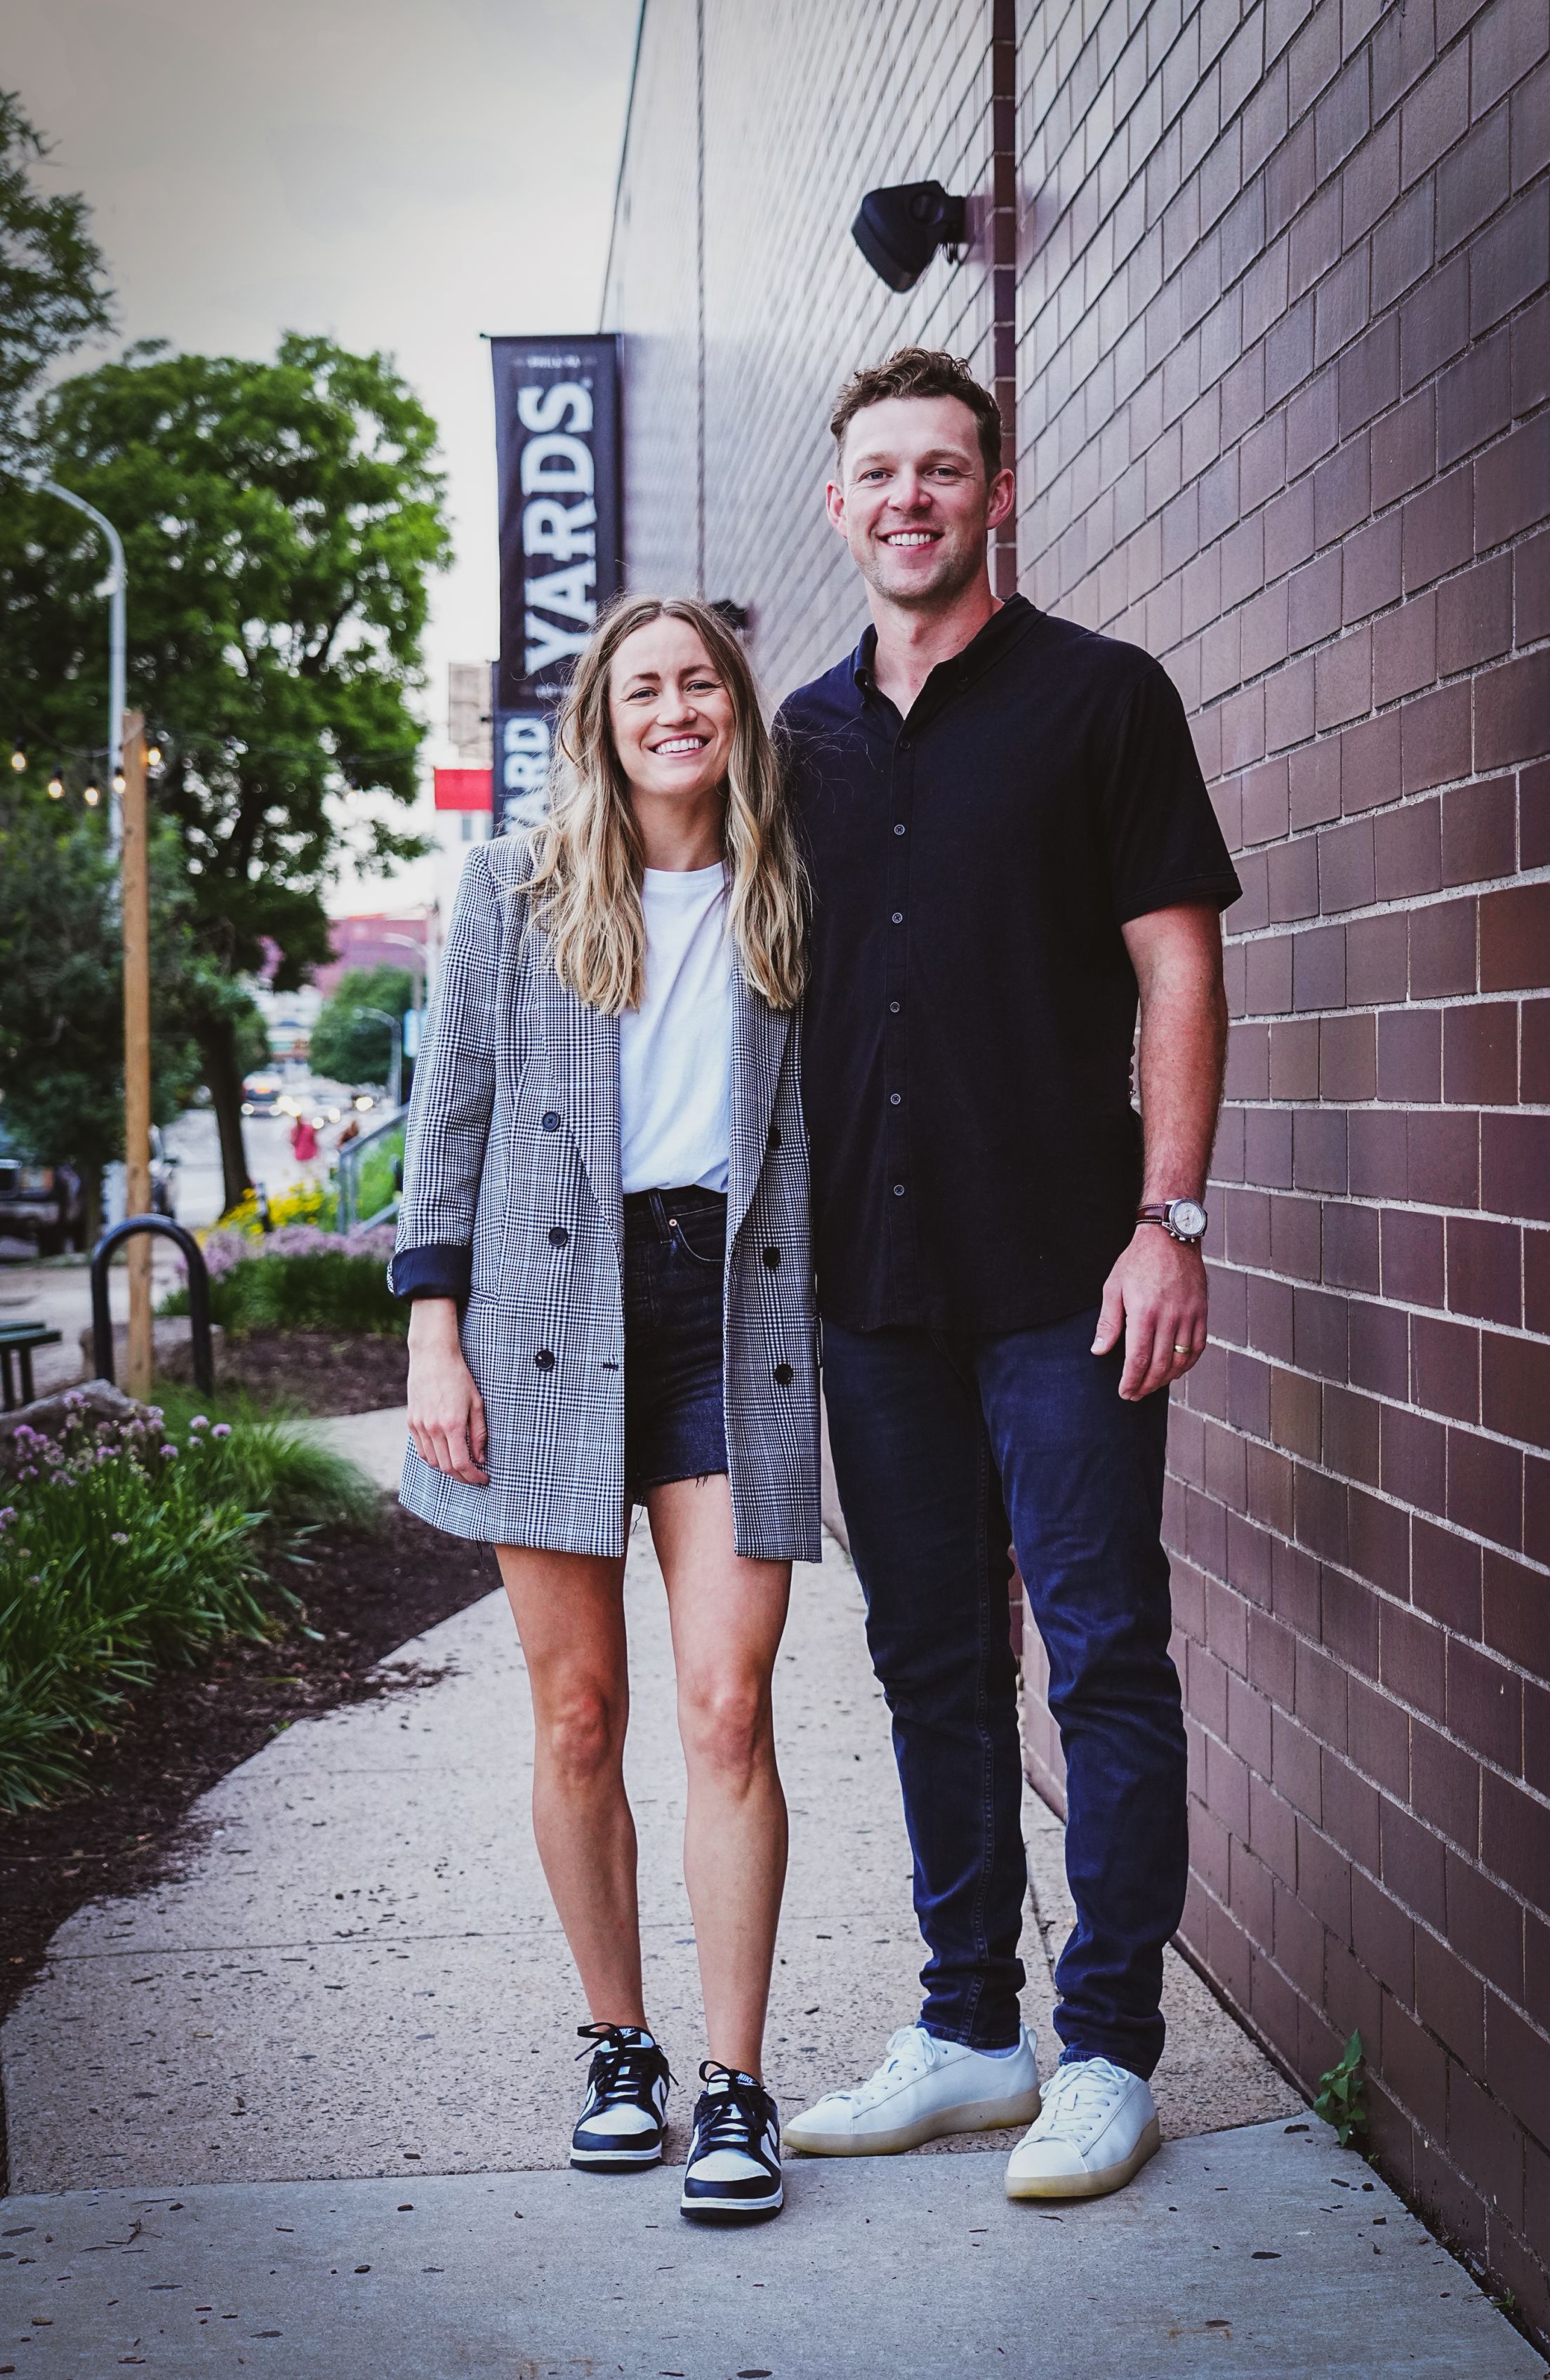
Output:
[762, 1246, 781, 1268]
[549, 1226, 570, 1246]
[772, 1362, 793, 1384]
[541, 1110, 561, 1131]
[534, 1348, 557, 1370]
[767, 1126, 782, 1150]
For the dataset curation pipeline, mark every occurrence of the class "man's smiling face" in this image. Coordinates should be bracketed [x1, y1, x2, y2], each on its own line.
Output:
[826, 392, 1011, 608]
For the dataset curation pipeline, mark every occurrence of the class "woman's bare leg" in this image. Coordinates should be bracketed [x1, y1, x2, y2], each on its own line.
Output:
[496, 1543, 646, 2029]
[647, 1476, 791, 2080]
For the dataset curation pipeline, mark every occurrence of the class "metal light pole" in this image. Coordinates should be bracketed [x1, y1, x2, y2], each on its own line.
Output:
[355, 1006, 404, 1110]
[37, 479, 126, 849]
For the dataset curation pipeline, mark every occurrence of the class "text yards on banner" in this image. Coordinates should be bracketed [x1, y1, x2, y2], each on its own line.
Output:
[490, 335, 623, 835]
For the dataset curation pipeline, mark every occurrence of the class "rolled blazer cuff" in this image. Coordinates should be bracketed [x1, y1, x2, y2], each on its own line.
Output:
[390, 1243, 473, 1302]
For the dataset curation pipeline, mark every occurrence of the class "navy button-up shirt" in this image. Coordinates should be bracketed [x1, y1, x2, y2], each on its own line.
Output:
[779, 597, 1241, 1336]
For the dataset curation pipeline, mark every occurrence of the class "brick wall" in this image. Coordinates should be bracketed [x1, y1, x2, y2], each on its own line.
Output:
[606, 0, 1550, 2330]
[605, 0, 1000, 691]
[1011, 0, 1550, 2325]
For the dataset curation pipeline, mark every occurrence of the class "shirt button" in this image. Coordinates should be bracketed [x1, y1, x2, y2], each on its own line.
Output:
[892, 1183, 906, 1197]
[889, 1000, 901, 1013]
[891, 911, 903, 924]
[534, 1348, 556, 1370]
[889, 1093, 901, 1105]
[893, 823, 906, 835]
[548, 1226, 569, 1246]
[541, 1110, 561, 1131]
[773, 1361, 794, 1384]
[762, 1246, 781, 1268]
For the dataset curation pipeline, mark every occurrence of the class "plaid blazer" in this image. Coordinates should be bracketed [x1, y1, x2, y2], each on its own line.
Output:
[390, 834, 821, 1562]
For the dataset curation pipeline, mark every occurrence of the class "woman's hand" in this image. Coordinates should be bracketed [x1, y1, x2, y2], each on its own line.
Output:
[406, 1298, 489, 1484]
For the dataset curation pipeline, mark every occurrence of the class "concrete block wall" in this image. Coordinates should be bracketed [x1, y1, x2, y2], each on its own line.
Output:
[605, 0, 1550, 2331]
[1009, 0, 1550, 2327]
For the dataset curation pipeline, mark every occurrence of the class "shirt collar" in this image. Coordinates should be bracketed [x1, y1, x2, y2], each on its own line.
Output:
[849, 593, 1035, 705]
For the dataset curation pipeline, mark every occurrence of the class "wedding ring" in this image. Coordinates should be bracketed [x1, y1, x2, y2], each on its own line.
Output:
[1173, 1342, 1189, 1353]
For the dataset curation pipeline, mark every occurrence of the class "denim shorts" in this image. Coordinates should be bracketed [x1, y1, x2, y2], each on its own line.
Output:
[623, 1184, 729, 1502]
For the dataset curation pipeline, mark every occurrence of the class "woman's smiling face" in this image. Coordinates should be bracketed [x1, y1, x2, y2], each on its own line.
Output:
[607, 615, 737, 806]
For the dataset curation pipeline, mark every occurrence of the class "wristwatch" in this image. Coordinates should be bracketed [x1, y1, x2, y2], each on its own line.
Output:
[1137, 1198, 1208, 1245]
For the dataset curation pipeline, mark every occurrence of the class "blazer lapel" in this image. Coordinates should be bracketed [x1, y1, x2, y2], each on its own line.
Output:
[729, 969, 789, 1243]
[533, 947, 623, 1263]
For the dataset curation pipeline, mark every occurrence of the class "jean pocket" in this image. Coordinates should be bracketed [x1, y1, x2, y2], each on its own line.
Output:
[668, 1212, 725, 1268]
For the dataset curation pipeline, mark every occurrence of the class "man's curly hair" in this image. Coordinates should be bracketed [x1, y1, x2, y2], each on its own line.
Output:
[829, 348, 1004, 484]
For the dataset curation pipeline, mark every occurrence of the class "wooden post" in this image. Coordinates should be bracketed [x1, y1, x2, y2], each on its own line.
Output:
[121, 711, 154, 1403]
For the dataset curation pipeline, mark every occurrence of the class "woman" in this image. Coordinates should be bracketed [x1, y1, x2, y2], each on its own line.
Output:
[390, 595, 819, 2224]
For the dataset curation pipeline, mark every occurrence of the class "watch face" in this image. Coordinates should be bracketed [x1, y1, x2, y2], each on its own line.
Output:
[1170, 1199, 1207, 1239]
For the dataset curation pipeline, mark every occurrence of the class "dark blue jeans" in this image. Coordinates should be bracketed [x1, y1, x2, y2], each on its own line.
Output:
[822, 1305, 1187, 2079]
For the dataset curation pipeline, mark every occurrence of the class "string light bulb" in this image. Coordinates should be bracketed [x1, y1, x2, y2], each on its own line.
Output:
[9, 745, 25, 773]
[47, 771, 65, 799]
[112, 767, 126, 795]
[146, 740, 164, 771]
[83, 780, 101, 807]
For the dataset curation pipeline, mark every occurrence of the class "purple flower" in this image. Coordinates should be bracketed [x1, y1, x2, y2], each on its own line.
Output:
[211, 1422, 232, 1440]
[159, 1443, 178, 1459]
[0, 1506, 15, 1528]
[190, 1414, 209, 1430]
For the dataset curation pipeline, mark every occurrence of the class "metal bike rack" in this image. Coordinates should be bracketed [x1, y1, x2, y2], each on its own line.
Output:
[90, 1214, 215, 1395]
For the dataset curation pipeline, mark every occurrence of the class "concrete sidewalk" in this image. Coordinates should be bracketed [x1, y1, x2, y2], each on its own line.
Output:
[4, 2121, 1539, 2379]
[1, 1508, 1539, 2374]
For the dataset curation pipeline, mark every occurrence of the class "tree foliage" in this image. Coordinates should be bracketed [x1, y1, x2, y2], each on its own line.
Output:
[0, 783, 263, 1202]
[0, 333, 451, 1205]
[310, 964, 417, 1089]
[0, 90, 114, 468]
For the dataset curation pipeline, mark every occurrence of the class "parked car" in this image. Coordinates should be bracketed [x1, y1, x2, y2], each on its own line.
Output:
[0, 1124, 86, 1256]
[149, 1126, 179, 1222]
[239, 1074, 285, 1117]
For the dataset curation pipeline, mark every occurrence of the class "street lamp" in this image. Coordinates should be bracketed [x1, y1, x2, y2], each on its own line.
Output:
[32, 479, 126, 850]
[354, 1006, 404, 1110]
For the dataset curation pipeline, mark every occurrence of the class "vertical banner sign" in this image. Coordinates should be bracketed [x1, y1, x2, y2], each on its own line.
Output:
[491, 335, 623, 834]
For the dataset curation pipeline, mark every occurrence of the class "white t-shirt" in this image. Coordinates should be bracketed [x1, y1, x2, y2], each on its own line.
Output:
[618, 863, 734, 1196]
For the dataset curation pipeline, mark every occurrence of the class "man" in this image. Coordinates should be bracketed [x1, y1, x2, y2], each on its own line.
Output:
[779, 348, 1239, 2200]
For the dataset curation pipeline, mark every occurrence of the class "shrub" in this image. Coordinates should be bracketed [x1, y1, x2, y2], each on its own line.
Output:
[160, 1222, 402, 1337]
[0, 1392, 378, 1809]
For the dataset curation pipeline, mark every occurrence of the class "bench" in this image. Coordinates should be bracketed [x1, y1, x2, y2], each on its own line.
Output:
[0, 1321, 63, 1411]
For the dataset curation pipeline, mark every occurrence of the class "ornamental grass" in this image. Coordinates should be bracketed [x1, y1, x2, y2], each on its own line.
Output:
[0, 1394, 378, 1810]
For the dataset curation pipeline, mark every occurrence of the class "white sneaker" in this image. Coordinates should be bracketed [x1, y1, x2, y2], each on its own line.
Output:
[1004, 2055, 1160, 2199]
[783, 2023, 1040, 2157]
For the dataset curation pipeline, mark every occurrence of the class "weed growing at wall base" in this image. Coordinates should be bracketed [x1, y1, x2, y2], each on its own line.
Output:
[1313, 2031, 1368, 2149]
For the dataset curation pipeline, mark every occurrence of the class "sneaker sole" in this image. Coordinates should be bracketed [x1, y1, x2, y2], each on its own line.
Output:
[1004, 2112, 1162, 2200]
[783, 2083, 1042, 2159]
[570, 2143, 664, 2172]
[679, 2184, 783, 2221]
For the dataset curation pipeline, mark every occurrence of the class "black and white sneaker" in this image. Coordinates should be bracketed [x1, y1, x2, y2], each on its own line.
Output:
[680, 2063, 783, 2221]
[570, 2023, 672, 2172]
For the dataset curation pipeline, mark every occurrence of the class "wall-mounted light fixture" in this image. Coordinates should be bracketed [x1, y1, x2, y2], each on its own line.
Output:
[852, 181, 967, 291]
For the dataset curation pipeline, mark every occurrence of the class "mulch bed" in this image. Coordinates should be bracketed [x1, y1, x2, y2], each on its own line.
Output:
[0, 1505, 498, 2055]
[207, 1327, 409, 1414]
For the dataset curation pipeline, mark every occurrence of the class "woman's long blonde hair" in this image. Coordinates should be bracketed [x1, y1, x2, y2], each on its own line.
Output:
[526, 594, 807, 1013]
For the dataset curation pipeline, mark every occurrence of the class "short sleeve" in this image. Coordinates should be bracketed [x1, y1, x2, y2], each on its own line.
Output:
[1097, 658, 1242, 924]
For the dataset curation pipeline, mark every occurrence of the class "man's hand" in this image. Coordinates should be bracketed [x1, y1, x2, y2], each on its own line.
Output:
[1092, 1225, 1209, 1402]
[406, 1297, 489, 1484]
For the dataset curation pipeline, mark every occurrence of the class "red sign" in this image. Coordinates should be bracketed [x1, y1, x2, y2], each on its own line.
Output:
[434, 767, 493, 812]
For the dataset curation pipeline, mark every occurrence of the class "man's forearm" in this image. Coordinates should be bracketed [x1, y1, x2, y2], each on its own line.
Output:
[1124, 905, 1228, 1205]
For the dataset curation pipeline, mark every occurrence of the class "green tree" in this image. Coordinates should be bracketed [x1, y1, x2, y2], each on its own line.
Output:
[0, 334, 450, 1207]
[0, 90, 113, 469]
[310, 964, 417, 1090]
[0, 783, 264, 1237]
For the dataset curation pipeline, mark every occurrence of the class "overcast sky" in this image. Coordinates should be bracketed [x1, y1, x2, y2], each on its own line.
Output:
[8, 0, 640, 906]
